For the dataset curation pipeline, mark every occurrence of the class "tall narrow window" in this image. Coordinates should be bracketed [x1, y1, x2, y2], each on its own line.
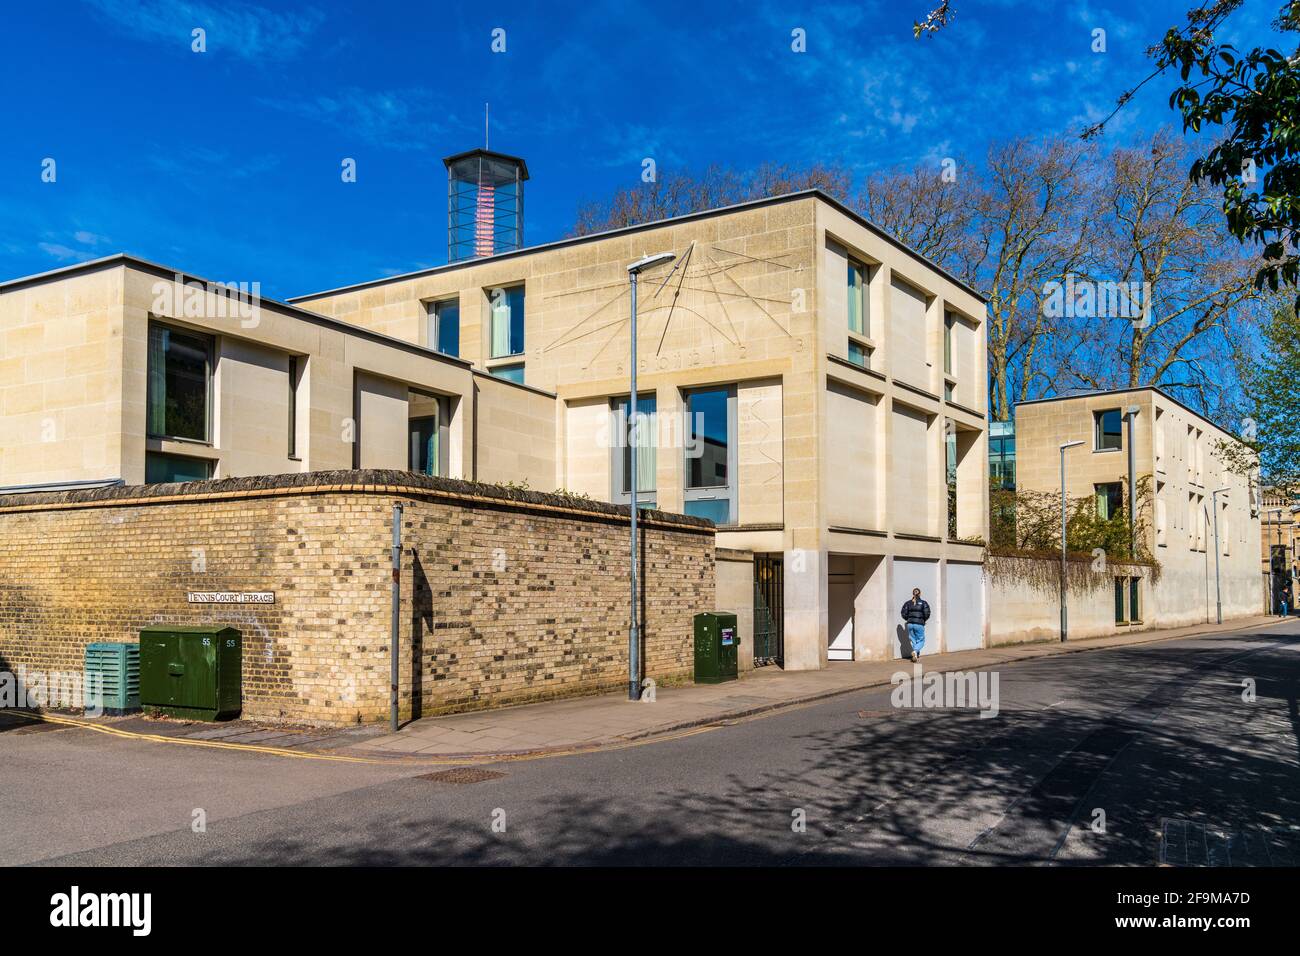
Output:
[489, 286, 525, 359]
[944, 312, 954, 375]
[683, 386, 737, 525]
[428, 299, 460, 357]
[847, 259, 867, 336]
[147, 322, 212, 442]
[612, 395, 657, 510]
[287, 356, 299, 458]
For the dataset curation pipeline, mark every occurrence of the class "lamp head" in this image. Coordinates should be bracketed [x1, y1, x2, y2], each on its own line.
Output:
[627, 252, 677, 275]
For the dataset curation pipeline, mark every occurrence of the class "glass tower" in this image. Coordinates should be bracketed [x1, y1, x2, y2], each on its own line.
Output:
[443, 149, 528, 262]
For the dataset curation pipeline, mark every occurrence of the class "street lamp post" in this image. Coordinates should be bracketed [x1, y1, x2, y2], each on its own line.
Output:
[625, 252, 676, 701]
[1211, 486, 1230, 624]
[1059, 440, 1085, 642]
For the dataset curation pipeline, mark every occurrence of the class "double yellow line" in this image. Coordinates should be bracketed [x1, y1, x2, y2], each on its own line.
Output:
[2, 709, 722, 766]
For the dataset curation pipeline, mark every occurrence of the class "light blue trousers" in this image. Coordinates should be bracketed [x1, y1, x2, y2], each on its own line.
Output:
[907, 623, 926, 656]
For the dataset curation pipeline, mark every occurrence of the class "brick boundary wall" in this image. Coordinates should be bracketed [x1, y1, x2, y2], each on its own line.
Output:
[0, 470, 715, 725]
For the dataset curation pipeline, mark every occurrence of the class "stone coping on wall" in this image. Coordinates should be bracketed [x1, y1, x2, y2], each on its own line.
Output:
[0, 469, 717, 534]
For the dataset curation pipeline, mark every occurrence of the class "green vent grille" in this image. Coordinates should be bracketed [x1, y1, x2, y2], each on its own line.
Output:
[84, 643, 140, 713]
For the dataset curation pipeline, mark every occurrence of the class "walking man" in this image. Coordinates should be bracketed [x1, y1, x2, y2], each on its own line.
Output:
[901, 587, 931, 663]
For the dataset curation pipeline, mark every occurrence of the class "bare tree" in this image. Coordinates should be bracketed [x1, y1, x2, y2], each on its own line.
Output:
[569, 161, 852, 236]
[865, 138, 1096, 420]
[1057, 131, 1264, 417]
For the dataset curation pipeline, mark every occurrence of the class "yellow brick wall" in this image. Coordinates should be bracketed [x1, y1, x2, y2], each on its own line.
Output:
[0, 471, 714, 725]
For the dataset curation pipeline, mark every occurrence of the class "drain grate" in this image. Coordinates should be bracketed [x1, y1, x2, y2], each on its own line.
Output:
[415, 767, 506, 785]
[1160, 817, 1297, 867]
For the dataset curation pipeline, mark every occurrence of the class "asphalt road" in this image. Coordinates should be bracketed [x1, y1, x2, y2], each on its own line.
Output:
[4, 620, 1298, 866]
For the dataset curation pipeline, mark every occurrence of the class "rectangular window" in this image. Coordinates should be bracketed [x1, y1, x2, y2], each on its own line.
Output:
[287, 356, 299, 459]
[1129, 577, 1141, 622]
[489, 285, 525, 358]
[490, 363, 525, 384]
[1094, 408, 1122, 451]
[145, 452, 213, 485]
[1095, 481, 1123, 520]
[847, 340, 870, 369]
[612, 395, 656, 509]
[147, 323, 212, 442]
[1114, 578, 1126, 623]
[847, 259, 867, 336]
[684, 385, 737, 525]
[428, 299, 460, 357]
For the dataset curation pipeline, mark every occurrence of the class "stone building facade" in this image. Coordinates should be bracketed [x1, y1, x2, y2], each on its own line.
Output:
[1014, 387, 1262, 629]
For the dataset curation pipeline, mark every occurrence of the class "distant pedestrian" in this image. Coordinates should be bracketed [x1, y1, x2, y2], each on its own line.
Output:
[901, 588, 931, 663]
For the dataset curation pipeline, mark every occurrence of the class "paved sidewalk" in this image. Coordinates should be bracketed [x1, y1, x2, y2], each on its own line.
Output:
[349, 614, 1288, 759]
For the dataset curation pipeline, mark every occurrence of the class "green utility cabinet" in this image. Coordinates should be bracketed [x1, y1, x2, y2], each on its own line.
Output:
[693, 612, 739, 684]
[139, 626, 242, 721]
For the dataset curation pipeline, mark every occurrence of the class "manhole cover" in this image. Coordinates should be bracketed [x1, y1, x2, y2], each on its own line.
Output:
[415, 767, 506, 785]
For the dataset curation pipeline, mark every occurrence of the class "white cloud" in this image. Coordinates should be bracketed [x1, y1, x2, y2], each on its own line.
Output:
[39, 242, 96, 263]
[81, 0, 325, 62]
[258, 88, 452, 151]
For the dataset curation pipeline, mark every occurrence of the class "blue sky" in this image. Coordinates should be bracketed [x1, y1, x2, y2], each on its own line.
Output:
[0, 0, 1282, 300]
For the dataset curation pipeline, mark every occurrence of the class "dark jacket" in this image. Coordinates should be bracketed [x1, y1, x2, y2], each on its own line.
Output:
[901, 598, 931, 626]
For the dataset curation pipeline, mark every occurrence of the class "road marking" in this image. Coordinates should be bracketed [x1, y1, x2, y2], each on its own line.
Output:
[1, 709, 721, 767]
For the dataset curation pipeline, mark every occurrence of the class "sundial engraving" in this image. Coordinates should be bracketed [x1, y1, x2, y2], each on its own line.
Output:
[542, 241, 799, 373]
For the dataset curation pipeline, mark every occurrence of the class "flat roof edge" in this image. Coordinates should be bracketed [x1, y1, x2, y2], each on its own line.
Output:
[1014, 385, 1246, 442]
[0, 253, 474, 370]
[288, 190, 990, 306]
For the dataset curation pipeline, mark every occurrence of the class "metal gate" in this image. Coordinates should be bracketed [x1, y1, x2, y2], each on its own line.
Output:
[753, 554, 784, 667]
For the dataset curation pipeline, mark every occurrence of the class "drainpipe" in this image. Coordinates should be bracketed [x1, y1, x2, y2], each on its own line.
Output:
[391, 503, 403, 732]
[1125, 406, 1140, 559]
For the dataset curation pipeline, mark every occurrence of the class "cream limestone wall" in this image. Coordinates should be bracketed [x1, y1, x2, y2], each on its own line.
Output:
[472, 370, 557, 488]
[716, 548, 756, 670]
[0, 266, 126, 487]
[1014, 388, 1260, 629]
[562, 397, 610, 499]
[214, 337, 301, 477]
[825, 381, 878, 530]
[890, 402, 932, 536]
[888, 277, 930, 392]
[737, 379, 783, 526]
[356, 372, 409, 470]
